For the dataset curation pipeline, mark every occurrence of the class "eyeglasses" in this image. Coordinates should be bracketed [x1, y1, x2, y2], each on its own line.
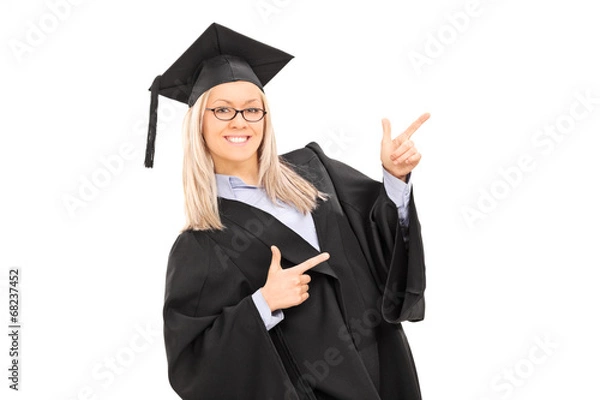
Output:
[205, 107, 267, 122]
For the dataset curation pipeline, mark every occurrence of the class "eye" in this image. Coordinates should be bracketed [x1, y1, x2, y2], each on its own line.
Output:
[245, 108, 261, 114]
[214, 107, 231, 114]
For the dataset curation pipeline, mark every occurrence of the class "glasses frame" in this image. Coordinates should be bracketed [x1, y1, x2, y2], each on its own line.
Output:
[205, 107, 267, 122]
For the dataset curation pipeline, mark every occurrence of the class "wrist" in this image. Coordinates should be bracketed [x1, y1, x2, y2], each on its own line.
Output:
[383, 164, 408, 183]
[260, 287, 275, 312]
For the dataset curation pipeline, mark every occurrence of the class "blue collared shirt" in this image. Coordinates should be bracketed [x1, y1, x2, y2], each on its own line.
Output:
[215, 166, 412, 330]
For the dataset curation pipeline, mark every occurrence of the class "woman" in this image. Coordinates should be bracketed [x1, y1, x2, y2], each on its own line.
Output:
[146, 23, 428, 400]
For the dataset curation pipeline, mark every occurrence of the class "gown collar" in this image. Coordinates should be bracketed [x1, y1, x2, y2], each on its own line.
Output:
[218, 196, 338, 280]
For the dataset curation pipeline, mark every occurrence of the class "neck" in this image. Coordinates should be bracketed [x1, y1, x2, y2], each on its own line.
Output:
[214, 160, 259, 186]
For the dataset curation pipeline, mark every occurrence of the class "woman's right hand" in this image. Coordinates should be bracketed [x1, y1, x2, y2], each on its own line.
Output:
[260, 245, 330, 311]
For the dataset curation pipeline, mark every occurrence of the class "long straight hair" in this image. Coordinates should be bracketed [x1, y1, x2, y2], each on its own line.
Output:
[181, 88, 329, 232]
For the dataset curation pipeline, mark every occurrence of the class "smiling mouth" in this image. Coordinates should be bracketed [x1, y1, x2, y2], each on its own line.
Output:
[225, 136, 250, 143]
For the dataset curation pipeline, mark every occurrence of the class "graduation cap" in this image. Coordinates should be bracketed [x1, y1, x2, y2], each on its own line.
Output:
[144, 22, 294, 168]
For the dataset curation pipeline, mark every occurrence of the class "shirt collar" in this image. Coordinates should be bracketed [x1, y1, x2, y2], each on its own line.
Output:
[215, 173, 261, 199]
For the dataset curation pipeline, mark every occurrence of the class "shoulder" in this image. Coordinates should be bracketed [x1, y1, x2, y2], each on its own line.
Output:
[169, 229, 203, 252]
[280, 141, 321, 165]
[167, 229, 214, 265]
[279, 141, 360, 179]
[165, 230, 217, 299]
[285, 142, 383, 213]
[280, 141, 343, 166]
[285, 142, 380, 190]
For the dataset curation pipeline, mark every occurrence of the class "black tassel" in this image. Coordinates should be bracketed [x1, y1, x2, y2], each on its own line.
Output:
[144, 75, 161, 168]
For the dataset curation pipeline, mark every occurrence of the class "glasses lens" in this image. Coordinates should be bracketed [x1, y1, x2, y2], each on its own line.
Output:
[213, 107, 235, 120]
[242, 108, 265, 122]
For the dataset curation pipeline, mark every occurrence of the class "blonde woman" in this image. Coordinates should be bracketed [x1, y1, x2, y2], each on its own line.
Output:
[147, 23, 428, 400]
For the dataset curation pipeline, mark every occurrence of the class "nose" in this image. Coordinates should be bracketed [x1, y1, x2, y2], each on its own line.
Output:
[228, 110, 248, 128]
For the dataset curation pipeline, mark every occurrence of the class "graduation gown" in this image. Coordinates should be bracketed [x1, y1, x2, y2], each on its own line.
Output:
[163, 141, 426, 400]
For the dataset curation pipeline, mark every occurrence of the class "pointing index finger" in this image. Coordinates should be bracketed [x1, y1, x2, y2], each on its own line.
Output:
[294, 252, 330, 274]
[398, 112, 430, 142]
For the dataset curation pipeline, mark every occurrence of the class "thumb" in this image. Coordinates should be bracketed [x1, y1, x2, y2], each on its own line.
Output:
[381, 118, 392, 144]
[269, 245, 282, 272]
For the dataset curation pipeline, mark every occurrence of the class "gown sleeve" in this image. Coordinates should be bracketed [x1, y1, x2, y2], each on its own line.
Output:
[382, 167, 412, 245]
[163, 231, 296, 400]
[305, 142, 426, 324]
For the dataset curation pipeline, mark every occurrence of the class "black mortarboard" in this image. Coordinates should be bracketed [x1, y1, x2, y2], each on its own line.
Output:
[144, 22, 294, 168]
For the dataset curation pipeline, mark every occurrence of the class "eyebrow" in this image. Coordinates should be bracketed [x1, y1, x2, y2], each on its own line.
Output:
[212, 98, 261, 105]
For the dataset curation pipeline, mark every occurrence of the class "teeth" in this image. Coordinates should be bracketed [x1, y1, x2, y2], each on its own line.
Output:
[226, 136, 248, 143]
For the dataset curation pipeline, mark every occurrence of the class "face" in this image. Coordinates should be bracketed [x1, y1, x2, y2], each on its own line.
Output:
[202, 81, 265, 176]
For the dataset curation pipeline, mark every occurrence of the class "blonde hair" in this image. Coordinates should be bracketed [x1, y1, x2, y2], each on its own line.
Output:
[181, 87, 329, 231]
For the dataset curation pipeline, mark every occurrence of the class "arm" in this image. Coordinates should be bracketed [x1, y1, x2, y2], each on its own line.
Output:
[305, 142, 426, 323]
[251, 290, 284, 330]
[163, 231, 294, 399]
[382, 167, 412, 244]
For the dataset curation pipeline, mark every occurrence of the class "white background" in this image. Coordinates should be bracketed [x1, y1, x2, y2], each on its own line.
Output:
[1, 0, 599, 399]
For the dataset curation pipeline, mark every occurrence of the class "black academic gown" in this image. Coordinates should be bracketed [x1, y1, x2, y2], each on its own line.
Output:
[163, 142, 426, 400]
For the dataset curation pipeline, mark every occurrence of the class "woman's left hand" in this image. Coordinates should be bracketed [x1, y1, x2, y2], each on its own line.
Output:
[380, 113, 430, 182]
